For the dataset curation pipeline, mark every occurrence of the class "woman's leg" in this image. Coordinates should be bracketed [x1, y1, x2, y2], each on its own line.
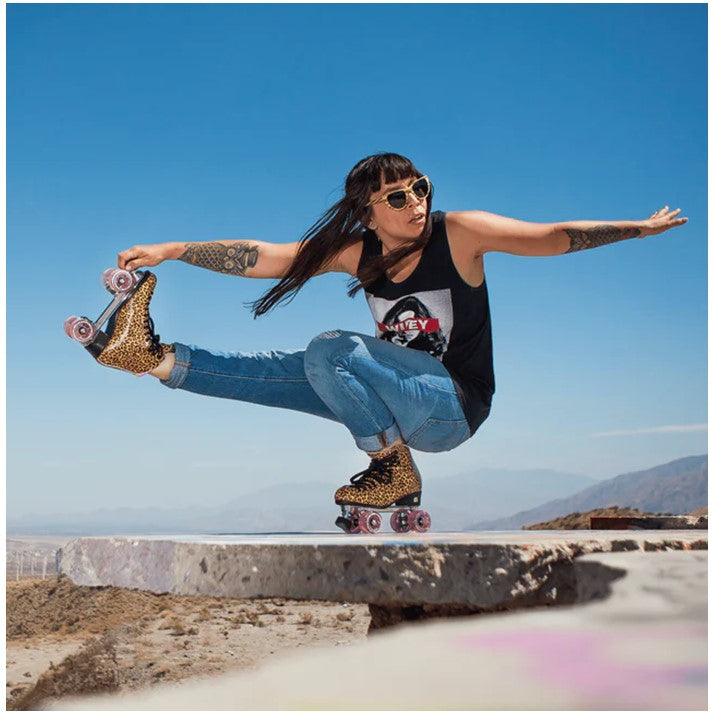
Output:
[302, 329, 477, 530]
[151, 330, 475, 454]
[155, 342, 341, 423]
[303, 329, 472, 453]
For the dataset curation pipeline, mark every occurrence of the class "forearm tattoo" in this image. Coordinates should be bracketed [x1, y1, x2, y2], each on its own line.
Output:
[565, 225, 641, 253]
[179, 242, 259, 276]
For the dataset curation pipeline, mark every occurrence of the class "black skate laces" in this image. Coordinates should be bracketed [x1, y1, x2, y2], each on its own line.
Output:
[146, 316, 164, 358]
[349, 451, 401, 490]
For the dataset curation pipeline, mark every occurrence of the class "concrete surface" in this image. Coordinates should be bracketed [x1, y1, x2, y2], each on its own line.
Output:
[60, 531, 706, 613]
[53, 549, 708, 710]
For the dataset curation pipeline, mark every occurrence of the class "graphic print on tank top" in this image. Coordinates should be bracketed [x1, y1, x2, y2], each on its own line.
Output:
[366, 288, 454, 360]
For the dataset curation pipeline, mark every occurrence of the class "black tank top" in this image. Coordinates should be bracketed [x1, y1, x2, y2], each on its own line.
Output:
[358, 210, 495, 434]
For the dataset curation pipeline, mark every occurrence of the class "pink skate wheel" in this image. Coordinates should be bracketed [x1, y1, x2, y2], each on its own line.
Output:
[358, 511, 381, 534]
[408, 510, 431, 533]
[63, 316, 80, 338]
[103, 268, 135, 293]
[70, 317, 95, 343]
[101, 268, 116, 292]
[390, 509, 411, 533]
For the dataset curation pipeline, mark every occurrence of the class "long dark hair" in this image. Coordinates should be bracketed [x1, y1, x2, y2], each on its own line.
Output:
[250, 152, 433, 317]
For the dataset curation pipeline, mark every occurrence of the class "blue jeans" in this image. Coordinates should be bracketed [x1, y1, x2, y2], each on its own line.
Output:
[161, 329, 479, 453]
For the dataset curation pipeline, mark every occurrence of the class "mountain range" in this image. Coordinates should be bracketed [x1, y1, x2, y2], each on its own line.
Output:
[472, 454, 707, 530]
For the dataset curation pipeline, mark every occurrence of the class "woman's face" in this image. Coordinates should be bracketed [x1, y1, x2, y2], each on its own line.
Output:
[366, 174, 428, 242]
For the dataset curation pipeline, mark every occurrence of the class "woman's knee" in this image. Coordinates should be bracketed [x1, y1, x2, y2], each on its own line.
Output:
[304, 330, 363, 374]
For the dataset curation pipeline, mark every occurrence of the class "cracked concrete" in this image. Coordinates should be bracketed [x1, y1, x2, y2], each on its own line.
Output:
[60, 531, 705, 615]
[52, 548, 708, 710]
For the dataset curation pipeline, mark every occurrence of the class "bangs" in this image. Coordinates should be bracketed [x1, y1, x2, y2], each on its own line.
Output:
[368, 155, 421, 192]
[347, 153, 423, 194]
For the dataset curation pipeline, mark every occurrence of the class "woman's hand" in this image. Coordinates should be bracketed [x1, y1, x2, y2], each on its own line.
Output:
[117, 243, 182, 271]
[638, 206, 688, 237]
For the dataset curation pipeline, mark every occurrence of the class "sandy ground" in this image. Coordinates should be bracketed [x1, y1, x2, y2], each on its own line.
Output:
[6, 577, 370, 711]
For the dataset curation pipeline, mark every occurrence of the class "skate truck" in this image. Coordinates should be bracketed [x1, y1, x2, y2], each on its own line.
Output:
[64, 268, 148, 355]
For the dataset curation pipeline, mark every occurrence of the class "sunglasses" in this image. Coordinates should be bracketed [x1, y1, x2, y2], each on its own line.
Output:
[367, 176, 431, 211]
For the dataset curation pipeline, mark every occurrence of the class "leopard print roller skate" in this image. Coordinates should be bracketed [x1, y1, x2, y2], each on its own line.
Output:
[335, 443, 432, 534]
[64, 268, 169, 375]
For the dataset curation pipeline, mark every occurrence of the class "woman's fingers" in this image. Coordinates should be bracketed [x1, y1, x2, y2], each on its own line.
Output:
[643, 206, 688, 236]
[665, 208, 687, 223]
[117, 244, 168, 270]
[118, 247, 145, 270]
[118, 252, 132, 270]
[650, 206, 687, 223]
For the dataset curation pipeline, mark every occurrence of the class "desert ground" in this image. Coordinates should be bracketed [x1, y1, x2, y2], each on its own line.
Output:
[6, 576, 370, 710]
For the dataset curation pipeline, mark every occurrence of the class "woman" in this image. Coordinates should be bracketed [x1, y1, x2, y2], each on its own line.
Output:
[81, 153, 688, 532]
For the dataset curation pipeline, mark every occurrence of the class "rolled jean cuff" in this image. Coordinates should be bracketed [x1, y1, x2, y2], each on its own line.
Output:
[353, 421, 402, 453]
[160, 342, 191, 389]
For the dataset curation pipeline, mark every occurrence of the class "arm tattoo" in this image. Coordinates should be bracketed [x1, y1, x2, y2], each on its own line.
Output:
[565, 225, 641, 253]
[179, 242, 259, 276]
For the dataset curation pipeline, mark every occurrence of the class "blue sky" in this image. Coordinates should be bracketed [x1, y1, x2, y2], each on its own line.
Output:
[7, 4, 707, 518]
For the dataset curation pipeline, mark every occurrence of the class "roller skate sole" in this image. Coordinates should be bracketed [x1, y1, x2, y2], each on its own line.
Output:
[63, 268, 150, 362]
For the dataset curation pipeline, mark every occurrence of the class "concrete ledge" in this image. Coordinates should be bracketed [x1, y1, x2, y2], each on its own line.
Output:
[59, 531, 706, 612]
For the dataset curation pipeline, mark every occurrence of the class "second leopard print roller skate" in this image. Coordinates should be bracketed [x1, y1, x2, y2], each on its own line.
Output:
[334, 442, 432, 534]
[64, 268, 170, 375]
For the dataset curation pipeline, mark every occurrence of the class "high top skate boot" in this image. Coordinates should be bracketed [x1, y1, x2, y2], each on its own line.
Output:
[94, 272, 167, 375]
[334, 443, 431, 534]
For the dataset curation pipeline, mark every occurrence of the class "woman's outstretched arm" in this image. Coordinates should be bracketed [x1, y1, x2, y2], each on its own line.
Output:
[448, 206, 688, 257]
[117, 239, 303, 278]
